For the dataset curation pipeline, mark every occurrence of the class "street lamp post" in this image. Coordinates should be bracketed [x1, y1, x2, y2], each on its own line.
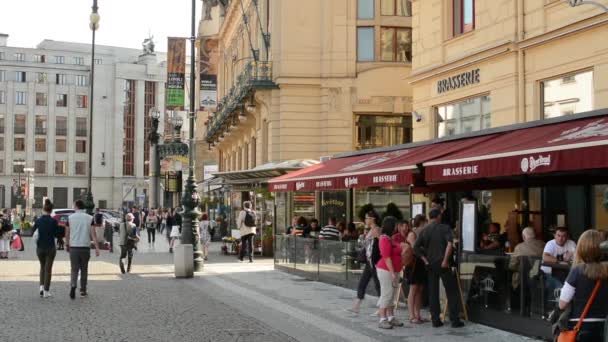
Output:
[148, 108, 161, 209]
[180, 0, 204, 272]
[24, 167, 34, 217]
[13, 159, 25, 208]
[84, 0, 100, 215]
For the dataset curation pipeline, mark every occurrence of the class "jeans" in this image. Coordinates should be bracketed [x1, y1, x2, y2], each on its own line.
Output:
[147, 229, 156, 243]
[119, 245, 134, 272]
[69, 247, 91, 290]
[239, 233, 254, 261]
[36, 247, 56, 291]
[357, 262, 380, 300]
[428, 265, 461, 323]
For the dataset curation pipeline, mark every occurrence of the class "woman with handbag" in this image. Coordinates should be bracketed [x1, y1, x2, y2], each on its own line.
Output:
[558, 229, 608, 341]
[376, 216, 404, 329]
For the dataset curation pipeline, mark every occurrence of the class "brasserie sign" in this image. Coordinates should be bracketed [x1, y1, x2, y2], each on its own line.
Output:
[437, 68, 480, 94]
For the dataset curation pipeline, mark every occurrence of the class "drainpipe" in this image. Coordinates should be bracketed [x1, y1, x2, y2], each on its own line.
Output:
[517, 0, 526, 123]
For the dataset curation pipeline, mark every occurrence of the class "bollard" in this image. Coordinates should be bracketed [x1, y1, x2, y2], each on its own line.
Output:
[174, 244, 194, 278]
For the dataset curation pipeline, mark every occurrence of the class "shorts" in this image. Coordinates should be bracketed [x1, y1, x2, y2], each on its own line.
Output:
[376, 268, 397, 309]
[405, 257, 427, 285]
[170, 226, 181, 238]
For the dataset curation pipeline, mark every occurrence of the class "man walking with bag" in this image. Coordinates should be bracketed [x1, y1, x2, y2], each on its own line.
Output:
[119, 213, 139, 274]
[66, 200, 100, 299]
[237, 201, 256, 263]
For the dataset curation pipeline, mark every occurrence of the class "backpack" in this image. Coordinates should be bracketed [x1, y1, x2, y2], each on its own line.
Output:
[244, 211, 255, 228]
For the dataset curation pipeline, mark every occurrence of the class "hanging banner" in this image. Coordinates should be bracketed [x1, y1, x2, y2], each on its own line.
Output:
[166, 37, 186, 110]
[199, 37, 219, 110]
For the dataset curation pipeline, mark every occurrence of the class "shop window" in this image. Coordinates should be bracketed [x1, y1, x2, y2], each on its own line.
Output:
[436, 95, 490, 138]
[358, 0, 374, 19]
[356, 114, 412, 150]
[354, 189, 411, 221]
[53, 187, 68, 208]
[381, 0, 411, 16]
[381, 27, 412, 62]
[357, 27, 375, 62]
[453, 0, 475, 36]
[594, 185, 608, 229]
[542, 70, 593, 119]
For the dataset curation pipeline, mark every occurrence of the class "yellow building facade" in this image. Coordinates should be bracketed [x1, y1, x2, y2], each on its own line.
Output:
[203, 0, 415, 172]
[410, 0, 608, 230]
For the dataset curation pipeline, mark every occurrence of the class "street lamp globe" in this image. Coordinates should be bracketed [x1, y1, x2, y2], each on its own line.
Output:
[90, 12, 100, 31]
[172, 115, 184, 129]
[150, 107, 161, 120]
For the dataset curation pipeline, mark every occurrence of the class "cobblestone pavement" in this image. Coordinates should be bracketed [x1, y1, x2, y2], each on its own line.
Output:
[0, 232, 541, 342]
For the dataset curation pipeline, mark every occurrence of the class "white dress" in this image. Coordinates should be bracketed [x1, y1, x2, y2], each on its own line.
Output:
[199, 221, 210, 245]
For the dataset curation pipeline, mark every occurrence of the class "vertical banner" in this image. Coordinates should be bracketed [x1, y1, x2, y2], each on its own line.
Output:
[199, 37, 219, 110]
[166, 37, 186, 110]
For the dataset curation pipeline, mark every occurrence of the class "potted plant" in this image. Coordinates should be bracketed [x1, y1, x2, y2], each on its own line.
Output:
[262, 224, 274, 257]
[20, 220, 34, 237]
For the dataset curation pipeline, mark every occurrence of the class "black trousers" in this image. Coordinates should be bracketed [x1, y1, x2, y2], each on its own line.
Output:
[147, 229, 156, 243]
[357, 262, 380, 300]
[239, 233, 254, 261]
[428, 266, 461, 323]
[37, 247, 56, 291]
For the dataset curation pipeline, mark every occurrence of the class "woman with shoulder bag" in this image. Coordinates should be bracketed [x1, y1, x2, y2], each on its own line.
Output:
[558, 229, 608, 342]
[376, 216, 403, 329]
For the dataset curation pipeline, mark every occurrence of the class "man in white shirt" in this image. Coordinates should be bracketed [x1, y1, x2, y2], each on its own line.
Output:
[66, 200, 100, 299]
[542, 227, 576, 294]
[236, 201, 256, 262]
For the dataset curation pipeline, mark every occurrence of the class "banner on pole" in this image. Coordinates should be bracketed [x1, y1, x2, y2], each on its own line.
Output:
[166, 37, 186, 110]
[199, 37, 219, 110]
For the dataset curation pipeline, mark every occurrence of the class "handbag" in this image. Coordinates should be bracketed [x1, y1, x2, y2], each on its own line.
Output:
[557, 279, 602, 342]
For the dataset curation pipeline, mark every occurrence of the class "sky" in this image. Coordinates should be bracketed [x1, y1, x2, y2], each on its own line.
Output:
[0, 0, 202, 52]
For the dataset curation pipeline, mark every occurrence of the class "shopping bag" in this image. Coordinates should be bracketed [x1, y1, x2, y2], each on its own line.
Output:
[11, 234, 23, 251]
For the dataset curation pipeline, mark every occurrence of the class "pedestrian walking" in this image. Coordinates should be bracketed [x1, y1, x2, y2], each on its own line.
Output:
[145, 209, 157, 245]
[376, 216, 404, 329]
[119, 213, 139, 274]
[0, 212, 12, 259]
[414, 208, 464, 328]
[199, 213, 211, 261]
[66, 199, 101, 299]
[169, 208, 181, 253]
[34, 199, 60, 298]
[159, 209, 167, 235]
[350, 211, 381, 314]
[237, 201, 256, 263]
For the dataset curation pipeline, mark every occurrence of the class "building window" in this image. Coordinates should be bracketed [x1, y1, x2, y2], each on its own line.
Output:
[56, 139, 66, 153]
[453, 0, 475, 36]
[123, 80, 136, 176]
[35, 116, 47, 135]
[381, 0, 412, 16]
[76, 75, 88, 86]
[0, 52, 4, 60]
[77, 95, 88, 108]
[14, 137, 25, 151]
[56, 117, 67, 136]
[355, 114, 412, 150]
[73, 57, 84, 65]
[76, 140, 87, 153]
[542, 70, 593, 119]
[94, 58, 102, 65]
[13, 163, 24, 174]
[56, 74, 67, 85]
[437, 95, 491, 138]
[0, 160, 3, 174]
[54, 56, 65, 64]
[36, 93, 47, 106]
[15, 71, 26, 82]
[251, 136, 257, 168]
[0, 138, 4, 151]
[33, 187, 48, 209]
[35, 161, 46, 174]
[357, 27, 375, 62]
[73, 188, 87, 201]
[0, 70, 4, 81]
[55, 161, 66, 175]
[33, 54, 45, 63]
[35, 138, 46, 152]
[244, 143, 249, 170]
[14, 53, 25, 61]
[75, 161, 86, 175]
[144, 81, 156, 176]
[56, 94, 68, 107]
[381, 27, 412, 62]
[76, 118, 87, 137]
[36, 72, 47, 83]
[358, 0, 374, 19]
[0, 90, 5, 104]
[14, 114, 26, 134]
[0, 115, 4, 134]
[15, 92, 27, 105]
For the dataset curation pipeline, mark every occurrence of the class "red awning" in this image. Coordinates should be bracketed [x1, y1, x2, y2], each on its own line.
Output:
[269, 135, 494, 192]
[424, 116, 608, 183]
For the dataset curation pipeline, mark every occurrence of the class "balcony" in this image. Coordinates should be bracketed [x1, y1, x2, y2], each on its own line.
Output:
[56, 128, 67, 136]
[76, 129, 88, 137]
[205, 61, 277, 142]
[14, 127, 25, 135]
[35, 127, 46, 135]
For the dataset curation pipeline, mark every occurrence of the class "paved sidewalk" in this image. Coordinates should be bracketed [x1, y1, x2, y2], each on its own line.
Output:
[0, 232, 541, 342]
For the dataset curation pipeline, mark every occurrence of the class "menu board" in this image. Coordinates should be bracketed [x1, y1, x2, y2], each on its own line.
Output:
[461, 201, 477, 253]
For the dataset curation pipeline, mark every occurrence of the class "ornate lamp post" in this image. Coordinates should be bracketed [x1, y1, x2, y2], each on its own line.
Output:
[13, 159, 25, 208]
[148, 108, 161, 209]
[84, 0, 100, 214]
[179, 0, 204, 272]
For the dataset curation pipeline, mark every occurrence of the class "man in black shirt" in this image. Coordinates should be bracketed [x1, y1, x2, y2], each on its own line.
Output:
[414, 208, 464, 328]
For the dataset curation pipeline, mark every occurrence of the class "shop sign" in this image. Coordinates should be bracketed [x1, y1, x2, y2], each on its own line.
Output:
[166, 37, 186, 110]
[442, 165, 479, 177]
[373, 174, 398, 184]
[315, 180, 333, 188]
[344, 177, 358, 188]
[520, 155, 551, 173]
[437, 68, 480, 94]
[296, 182, 306, 191]
[272, 183, 288, 191]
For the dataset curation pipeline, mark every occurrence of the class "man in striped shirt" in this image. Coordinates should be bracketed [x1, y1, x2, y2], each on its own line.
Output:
[319, 217, 341, 241]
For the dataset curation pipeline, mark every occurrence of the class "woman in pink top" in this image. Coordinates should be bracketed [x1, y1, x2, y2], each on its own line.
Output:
[376, 216, 403, 329]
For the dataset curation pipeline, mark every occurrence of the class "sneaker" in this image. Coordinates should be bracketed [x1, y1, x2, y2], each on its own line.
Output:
[119, 261, 126, 274]
[43, 291, 53, 298]
[80, 290, 88, 297]
[389, 318, 404, 327]
[69, 287, 76, 300]
[432, 320, 444, 328]
[169, 248, 173, 253]
[378, 320, 393, 329]
[40, 285, 44, 297]
[369, 311, 379, 317]
[451, 320, 465, 328]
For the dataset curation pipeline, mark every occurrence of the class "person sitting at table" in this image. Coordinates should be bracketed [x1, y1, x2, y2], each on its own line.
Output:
[289, 216, 310, 238]
[479, 222, 507, 253]
[542, 227, 576, 293]
[509, 227, 546, 290]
